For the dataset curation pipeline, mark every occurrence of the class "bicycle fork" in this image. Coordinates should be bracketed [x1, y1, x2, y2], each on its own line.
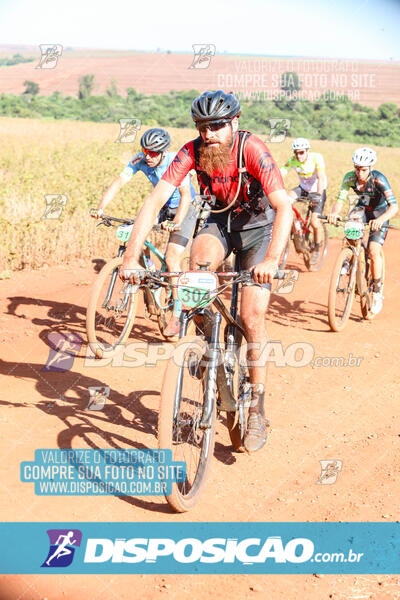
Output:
[172, 312, 222, 431]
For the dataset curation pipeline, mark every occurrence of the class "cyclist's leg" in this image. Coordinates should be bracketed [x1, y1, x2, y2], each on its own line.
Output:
[189, 220, 230, 270]
[166, 202, 198, 272]
[234, 226, 273, 451]
[309, 189, 326, 243]
[366, 211, 387, 314]
[289, 186, 302, 203]
[163, 205, 199, 336]
[367, 220, 388, 286]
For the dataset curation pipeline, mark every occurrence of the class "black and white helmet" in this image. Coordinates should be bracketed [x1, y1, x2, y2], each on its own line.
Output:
[140, 128, 171, 152]
[352, 147, 377, 167]
[191, 90, 241, 124]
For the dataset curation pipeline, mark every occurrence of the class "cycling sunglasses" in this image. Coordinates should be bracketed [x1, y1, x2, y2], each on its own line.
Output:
[294, 149, 307, 155]
[196, 120, 230, 133]
[142, 148, 161, 157]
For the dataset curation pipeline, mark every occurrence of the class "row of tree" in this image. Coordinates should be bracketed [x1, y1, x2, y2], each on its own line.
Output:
[3, 74, 399, 147]
[0, 53, 34, 67]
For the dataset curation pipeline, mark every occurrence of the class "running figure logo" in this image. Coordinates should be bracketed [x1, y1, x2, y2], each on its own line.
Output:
[115, 118, 142, 143]
[36, 44, 63, 69]
[267, 119, 291, 143]
[41, 194, 67, 219]
[317, 460, 342, 485]
[189, 44, 216, 69]
[42, 529, 82, 567]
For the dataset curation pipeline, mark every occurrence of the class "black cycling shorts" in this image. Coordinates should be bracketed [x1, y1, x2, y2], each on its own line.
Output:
[158, 203, 198, 247]
[292, 186, 327, 214]
[350, 206, 389, 246]
[196, 219, 273, 289]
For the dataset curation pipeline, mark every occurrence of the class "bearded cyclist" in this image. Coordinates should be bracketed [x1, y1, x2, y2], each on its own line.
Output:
[93, 127, 198, 337]
[120, 90, 292, 453]
[328, 147, 397, 315]
[280, 138, 327, 265]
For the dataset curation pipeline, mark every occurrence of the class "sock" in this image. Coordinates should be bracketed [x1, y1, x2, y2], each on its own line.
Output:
[249, 383, 265, 416]
[172, 298, 182, 316]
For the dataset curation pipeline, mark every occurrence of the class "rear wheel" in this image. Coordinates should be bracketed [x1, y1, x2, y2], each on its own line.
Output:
[328, 247, 356, 332]
[86, 256, 139, 358]
[158, 334, 216, 512]
[304, 222, 329, 271]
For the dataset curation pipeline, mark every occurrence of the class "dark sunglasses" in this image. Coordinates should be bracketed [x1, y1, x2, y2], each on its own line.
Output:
[196, 121, 229, 133]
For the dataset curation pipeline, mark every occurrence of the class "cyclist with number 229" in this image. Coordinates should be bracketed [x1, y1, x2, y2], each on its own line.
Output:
[120, 90, 292, 453]
[92, 128, 198, 336]
[328, 147, 397, 315]
[328, 147, 399, 315]
[280, 138, 327, 264]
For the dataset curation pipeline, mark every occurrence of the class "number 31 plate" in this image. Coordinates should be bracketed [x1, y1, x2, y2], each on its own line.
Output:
[177, 272, 218, 309]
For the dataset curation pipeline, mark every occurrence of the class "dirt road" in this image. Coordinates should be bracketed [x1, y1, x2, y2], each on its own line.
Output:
[0, 235, 399, 599]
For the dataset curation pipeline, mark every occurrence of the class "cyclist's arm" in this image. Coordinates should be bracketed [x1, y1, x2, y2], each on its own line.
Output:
[279, 157, 293, 177]
[245, 137, 292, 266]
[123, 143, 194, 263]
[123, 180, 177, 263]
[96, 155, 141, 215]
[330, 175, 352, 217]
[97, 175, 127, 214]
[264, 190, 293, 265]
[315, 154, 327, 194]
[374, 202, 398, 224]
[173, 185, 192, 226]
[372, 174, 398, 225]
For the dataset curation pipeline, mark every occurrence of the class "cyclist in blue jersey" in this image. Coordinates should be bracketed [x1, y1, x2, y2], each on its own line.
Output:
[93, 128, 198, 336]
[328, 147, 398, 315]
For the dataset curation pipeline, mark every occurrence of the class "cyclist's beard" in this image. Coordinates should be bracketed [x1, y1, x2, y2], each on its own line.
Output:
[198, 134, 233, 176]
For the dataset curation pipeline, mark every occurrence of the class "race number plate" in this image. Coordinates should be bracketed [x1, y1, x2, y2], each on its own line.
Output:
[344, 220, 364, 240]
[177, 271, 218, 309]
[116, 224, 134, 242]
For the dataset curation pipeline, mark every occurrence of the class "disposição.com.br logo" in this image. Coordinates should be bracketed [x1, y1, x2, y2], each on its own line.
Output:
[41, 529, 82, 568]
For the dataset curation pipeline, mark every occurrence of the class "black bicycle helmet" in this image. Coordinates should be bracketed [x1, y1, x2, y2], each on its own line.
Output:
[191, 90, 241, 124]
[140, 128, 171, 152]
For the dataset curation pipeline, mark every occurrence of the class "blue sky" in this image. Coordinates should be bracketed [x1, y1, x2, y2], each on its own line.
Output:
[0, 0, 399, 60]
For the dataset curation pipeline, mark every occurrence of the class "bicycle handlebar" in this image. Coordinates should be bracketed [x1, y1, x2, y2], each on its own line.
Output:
[318, 215, 397, 229]
[123, 269, 287, 285]
[92, 213, 179, 232]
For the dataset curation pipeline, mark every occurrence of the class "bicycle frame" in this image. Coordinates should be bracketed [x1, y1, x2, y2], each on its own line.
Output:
[171, 257, 245, 430]
[292, 204, 312, 236]
[102, 238, 168, 311]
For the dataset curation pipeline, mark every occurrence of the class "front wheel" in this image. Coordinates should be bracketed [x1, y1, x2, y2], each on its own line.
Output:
[158, 334, 216, 512]
[304, 222, 329, 271]
[86, 256, 139, 358]
[154, 284, 174, 338]
[328, 247, 356, 332]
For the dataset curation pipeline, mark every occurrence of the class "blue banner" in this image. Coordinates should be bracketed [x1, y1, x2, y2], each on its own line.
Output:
[20, 449, 185, 496]
[0, 523, 399, 574]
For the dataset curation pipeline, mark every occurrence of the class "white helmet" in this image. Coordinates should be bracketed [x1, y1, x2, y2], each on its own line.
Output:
[352, 147, 377, 167]
[292, 138, 310, 151]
